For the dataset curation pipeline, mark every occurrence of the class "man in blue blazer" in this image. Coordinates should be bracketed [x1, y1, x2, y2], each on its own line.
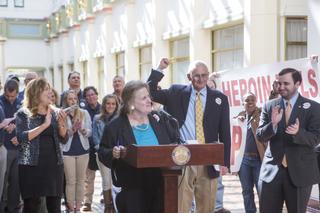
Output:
[147, 58, 231, 213]
[256, 68, 320, 213]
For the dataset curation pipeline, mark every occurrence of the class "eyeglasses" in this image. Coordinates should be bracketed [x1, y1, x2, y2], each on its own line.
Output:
[192, 73, 209, 80]
[86, 93, 97, 97]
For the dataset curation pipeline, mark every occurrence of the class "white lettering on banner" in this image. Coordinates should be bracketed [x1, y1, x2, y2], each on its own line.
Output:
[230, 118, 247, 172]
[215, 58, 320, 172]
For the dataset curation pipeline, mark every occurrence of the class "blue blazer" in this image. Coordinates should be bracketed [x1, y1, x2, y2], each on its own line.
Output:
[92, 115, 106, 150]
[147, 70, 231, 178]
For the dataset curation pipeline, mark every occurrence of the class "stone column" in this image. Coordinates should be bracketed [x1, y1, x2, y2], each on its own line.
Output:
[124, 1, 139, 81]
[152, 0, 170, 87]
[104, 11, 116, 93]
[189, 0, 211, 67]
[86, 19, 99, 87]
[0, 39, 6, 85]
[61, 32, 71, 91]
[244, 0, 279, 66]
[308, 0, 320, 56]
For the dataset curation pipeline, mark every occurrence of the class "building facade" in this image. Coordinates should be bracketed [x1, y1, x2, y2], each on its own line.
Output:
[0, 0, 314, 96]
[1, 0, 320, 206]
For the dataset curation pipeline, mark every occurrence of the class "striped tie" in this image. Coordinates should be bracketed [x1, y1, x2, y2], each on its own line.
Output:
[195, 92, 205, 144]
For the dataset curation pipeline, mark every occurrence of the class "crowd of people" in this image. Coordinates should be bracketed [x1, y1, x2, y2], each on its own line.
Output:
[0, 72, 126, 213]
[0, 57, 319, 213]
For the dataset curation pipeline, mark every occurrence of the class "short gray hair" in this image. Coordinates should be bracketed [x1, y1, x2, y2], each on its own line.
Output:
[187, 60, 209, 75]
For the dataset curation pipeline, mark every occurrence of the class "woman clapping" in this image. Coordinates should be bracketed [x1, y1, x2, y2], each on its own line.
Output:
[15, 78, 68, 213]
[61, 90, 92, 213]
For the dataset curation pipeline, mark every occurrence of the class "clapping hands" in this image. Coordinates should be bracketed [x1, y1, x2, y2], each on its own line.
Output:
[285, 118, 300, 135]
[43, 109, 52, 128]
[72, 120, 82, 132]
[271, 106, 283, 128]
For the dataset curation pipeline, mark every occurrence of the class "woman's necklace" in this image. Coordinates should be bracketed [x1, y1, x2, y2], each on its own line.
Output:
[129, 113, 149, 131]
[132, 123, 149, 131]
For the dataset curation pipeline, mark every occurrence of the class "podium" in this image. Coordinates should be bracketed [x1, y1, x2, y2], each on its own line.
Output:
[123, 143, 224, 213]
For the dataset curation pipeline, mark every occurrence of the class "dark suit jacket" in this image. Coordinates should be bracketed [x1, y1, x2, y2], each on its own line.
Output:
[256, 94, 320, 187]
[147, 70, 231, 178]
[98, 113, 172, 189]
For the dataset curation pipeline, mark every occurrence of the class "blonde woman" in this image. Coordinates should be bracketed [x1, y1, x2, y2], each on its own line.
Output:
[15, 78, 68, 213]
[93, 94, 119, 212]
[62, 90, 92, 213]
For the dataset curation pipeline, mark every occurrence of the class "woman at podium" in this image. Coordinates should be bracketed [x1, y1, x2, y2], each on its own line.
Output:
[98, 80, 177, 213]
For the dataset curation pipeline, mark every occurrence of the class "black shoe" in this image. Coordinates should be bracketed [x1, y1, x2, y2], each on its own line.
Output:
[100, 198, 104, 204]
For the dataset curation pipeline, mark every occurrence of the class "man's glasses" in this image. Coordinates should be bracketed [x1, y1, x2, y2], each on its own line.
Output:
[192, 73, 209, 80]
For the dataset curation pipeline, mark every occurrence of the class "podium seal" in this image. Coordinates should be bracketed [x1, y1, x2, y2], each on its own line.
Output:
[172, 145, 191, 166]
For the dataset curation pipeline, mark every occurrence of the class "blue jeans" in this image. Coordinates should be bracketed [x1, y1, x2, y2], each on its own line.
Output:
[214, 176, 224, 211]
[238, 156, 261, 213]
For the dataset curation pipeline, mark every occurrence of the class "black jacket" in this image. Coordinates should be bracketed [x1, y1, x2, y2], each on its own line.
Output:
[98, 113, 173, 189]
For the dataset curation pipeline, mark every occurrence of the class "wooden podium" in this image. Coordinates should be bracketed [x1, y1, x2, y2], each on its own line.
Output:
[123, 143, 224, 213]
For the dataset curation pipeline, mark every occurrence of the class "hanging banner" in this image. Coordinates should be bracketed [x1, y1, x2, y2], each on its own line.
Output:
[215, 58, 320, 172]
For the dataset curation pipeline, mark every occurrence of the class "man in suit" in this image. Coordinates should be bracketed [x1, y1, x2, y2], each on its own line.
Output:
[256, 68, 320, 213]
[147, 58, 231, 213]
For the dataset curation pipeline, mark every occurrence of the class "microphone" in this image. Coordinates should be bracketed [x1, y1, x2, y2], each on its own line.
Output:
[159, 109, 178, 122]
[158, 110, 186, 144]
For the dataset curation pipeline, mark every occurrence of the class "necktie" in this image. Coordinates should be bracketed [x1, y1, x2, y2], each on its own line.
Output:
[285, 101, 292, 125]
[195, 92, 205, 144]
[282, 101, 292, 167]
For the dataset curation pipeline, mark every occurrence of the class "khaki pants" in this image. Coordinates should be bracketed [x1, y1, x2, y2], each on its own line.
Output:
[63, 154, 89, 203]
[83, 167, 96, 204]
[178, 165, 218, 213]
[95, 153, 112, 191]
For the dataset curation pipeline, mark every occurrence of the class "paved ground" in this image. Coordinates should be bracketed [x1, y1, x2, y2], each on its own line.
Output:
[65, 173, 319, 213]
[222, 175, 257, 213]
